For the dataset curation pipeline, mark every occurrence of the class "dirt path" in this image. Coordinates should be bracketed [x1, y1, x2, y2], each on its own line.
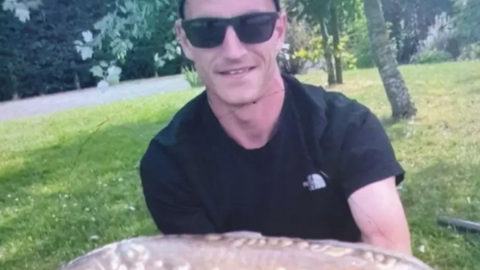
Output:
[0, 75, 190, 123]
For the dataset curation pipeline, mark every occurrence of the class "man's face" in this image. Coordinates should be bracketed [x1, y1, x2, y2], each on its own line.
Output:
[175, 0, 287, 107]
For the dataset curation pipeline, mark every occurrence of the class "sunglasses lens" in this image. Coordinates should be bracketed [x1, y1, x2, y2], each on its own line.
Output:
[182, 12, 278, 48]
[235, 13, 278, 44]
[183, 19, 227, 48]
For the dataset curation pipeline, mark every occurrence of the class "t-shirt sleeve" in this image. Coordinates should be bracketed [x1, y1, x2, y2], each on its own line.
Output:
[139, 139, 215, 235]
[336, 109, 405, 198]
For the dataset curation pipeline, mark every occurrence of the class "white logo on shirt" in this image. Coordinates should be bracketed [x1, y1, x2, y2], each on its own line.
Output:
[303, 173, 326, 191]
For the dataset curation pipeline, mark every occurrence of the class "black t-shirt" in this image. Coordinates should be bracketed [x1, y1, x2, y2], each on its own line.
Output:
[139, 74, 405, 242]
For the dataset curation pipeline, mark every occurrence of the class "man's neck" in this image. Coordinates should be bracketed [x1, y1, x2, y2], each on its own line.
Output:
[209, 76, 285, 150]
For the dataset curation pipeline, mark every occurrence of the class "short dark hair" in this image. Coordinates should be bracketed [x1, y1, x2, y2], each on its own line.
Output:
[178, 0, 281, 19]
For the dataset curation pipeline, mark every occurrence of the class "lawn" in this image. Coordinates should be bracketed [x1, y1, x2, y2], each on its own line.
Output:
[1, 60, 480, 270]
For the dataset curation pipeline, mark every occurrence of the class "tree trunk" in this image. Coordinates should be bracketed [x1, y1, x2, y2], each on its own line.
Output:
[330, 4, 343, 84]
[319, 19, 335, 86]
[362, 0, 417, 119]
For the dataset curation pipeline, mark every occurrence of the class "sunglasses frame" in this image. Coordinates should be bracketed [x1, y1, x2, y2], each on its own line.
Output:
[180, 11, 280, 48]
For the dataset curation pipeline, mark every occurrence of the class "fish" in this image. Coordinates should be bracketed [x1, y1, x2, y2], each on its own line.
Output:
[56, 231, 436, 270]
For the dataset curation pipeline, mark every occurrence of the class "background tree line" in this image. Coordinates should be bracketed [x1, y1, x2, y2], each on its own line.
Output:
[1, 0, 479, 118]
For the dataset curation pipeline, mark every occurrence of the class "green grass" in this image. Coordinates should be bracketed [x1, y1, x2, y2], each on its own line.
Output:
[1, 61, 480, 270]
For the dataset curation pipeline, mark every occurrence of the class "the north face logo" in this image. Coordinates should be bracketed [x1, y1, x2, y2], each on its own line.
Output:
[303, 173, 326, 191]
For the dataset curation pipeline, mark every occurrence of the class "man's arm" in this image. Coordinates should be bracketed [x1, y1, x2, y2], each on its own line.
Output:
[139, 139, 215, 235]
[348, 176, 412, 254]
[337, 109, 412, 255]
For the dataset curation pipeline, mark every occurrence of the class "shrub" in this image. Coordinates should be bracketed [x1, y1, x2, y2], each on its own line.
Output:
[344, 15, 375, 69]
[410, 49, 453, 64]
[181, 66, 204, 88]
[458, 43, 480, 61]
[276, 16, 318, 74]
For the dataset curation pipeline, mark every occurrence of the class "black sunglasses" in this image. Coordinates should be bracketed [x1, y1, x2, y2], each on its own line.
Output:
[181, 12, 280, 48]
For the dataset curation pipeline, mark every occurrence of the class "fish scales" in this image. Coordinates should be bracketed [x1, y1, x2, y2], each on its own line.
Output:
[56, 233, 436, 270]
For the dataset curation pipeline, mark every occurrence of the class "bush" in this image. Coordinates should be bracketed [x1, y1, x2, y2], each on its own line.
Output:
[410, 49, 453, 64]
[292, 36, 323, 65]
[0, 0, 183, 101]
[458, 43, 480, 61]
[276, 17, 318, 74]
[344, 15, 375, 69]
[0, 0, 114, 101]
[181, 66, 204, 88]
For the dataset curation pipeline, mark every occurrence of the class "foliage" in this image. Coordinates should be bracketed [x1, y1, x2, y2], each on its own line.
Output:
[292, 34, 358, 71]
[380, 0, 455, 63]
[410, 49, 454, 64]
[1, 0, 42, 22]
[449, 0, 480, 62]
[0, 0, 185, 100]
[277, 14, 318, 74]
[73, 0, 182, 86]
[292, 36, 324, 63]
[457, 43, 480, 61]
[332, 35, 358, 70]
[154, 42, 182, 74]
[339, 46, 358, 70]
[409, 12, 458, 64]
[344, 12, 375, 68]
[0, 0, 117, 101]
[451, 0, 480, 45]
[0, 0, 477, 101]
[290, 0, 362, 27]
[290, 0, 363, 79]
[416, 12, 456, 54]
[89, 61, 122, 88]
[181, 65, 204, 88]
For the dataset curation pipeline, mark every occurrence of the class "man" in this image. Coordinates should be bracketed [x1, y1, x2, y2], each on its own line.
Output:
[139, 0, 412, 255]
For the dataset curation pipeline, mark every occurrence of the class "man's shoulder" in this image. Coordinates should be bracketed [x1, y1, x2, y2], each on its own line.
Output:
[299, 81, 374, 134]
[151, 90, 208, 148]
[296, 80, 404, 195]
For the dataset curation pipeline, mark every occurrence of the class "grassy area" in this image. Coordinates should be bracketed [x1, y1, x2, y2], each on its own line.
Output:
[1, 60, 479, 269]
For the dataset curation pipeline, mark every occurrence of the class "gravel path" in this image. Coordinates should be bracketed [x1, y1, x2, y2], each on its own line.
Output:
[0, 75, 190, 123]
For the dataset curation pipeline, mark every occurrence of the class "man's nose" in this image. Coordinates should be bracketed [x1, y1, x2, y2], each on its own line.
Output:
[220, 26, 248, 59]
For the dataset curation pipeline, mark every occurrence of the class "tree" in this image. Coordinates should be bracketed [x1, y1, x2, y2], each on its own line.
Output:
[284, 0, 336, 84]
[3, 0, 183, 89]
[292, 0, 417, 118]
[380, 0, 454, 63]
[452, 0, 480, 45]
[330, 3, 343, 84]
[71, 0, 182, 87]
[362, 0, 417, 119]
[289, 0, 364, 85]
[319, 15, 337, 85]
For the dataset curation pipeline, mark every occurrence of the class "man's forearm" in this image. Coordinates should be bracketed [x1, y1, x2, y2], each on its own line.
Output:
[347, 177, 413, 256]
[361, 231, 412, 255]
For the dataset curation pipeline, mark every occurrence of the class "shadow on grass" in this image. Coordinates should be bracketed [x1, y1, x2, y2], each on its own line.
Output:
[0, 117, 176, 270]
[400, 160, 480, 269]
[378, 116, 415, 143]
[453, 73, 480, 86]
[379, 116, 398, 128]
[448, 70, 480, 95]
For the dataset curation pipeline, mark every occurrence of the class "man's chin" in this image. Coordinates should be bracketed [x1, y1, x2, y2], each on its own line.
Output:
[218, 93, 263, 108]
[206, 81, 265, 107]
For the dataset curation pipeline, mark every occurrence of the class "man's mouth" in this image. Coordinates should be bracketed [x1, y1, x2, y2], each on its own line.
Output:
[218, 66, 256, 76]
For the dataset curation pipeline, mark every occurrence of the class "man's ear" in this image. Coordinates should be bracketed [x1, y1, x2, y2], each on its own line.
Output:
[175, 20, 194, 61]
